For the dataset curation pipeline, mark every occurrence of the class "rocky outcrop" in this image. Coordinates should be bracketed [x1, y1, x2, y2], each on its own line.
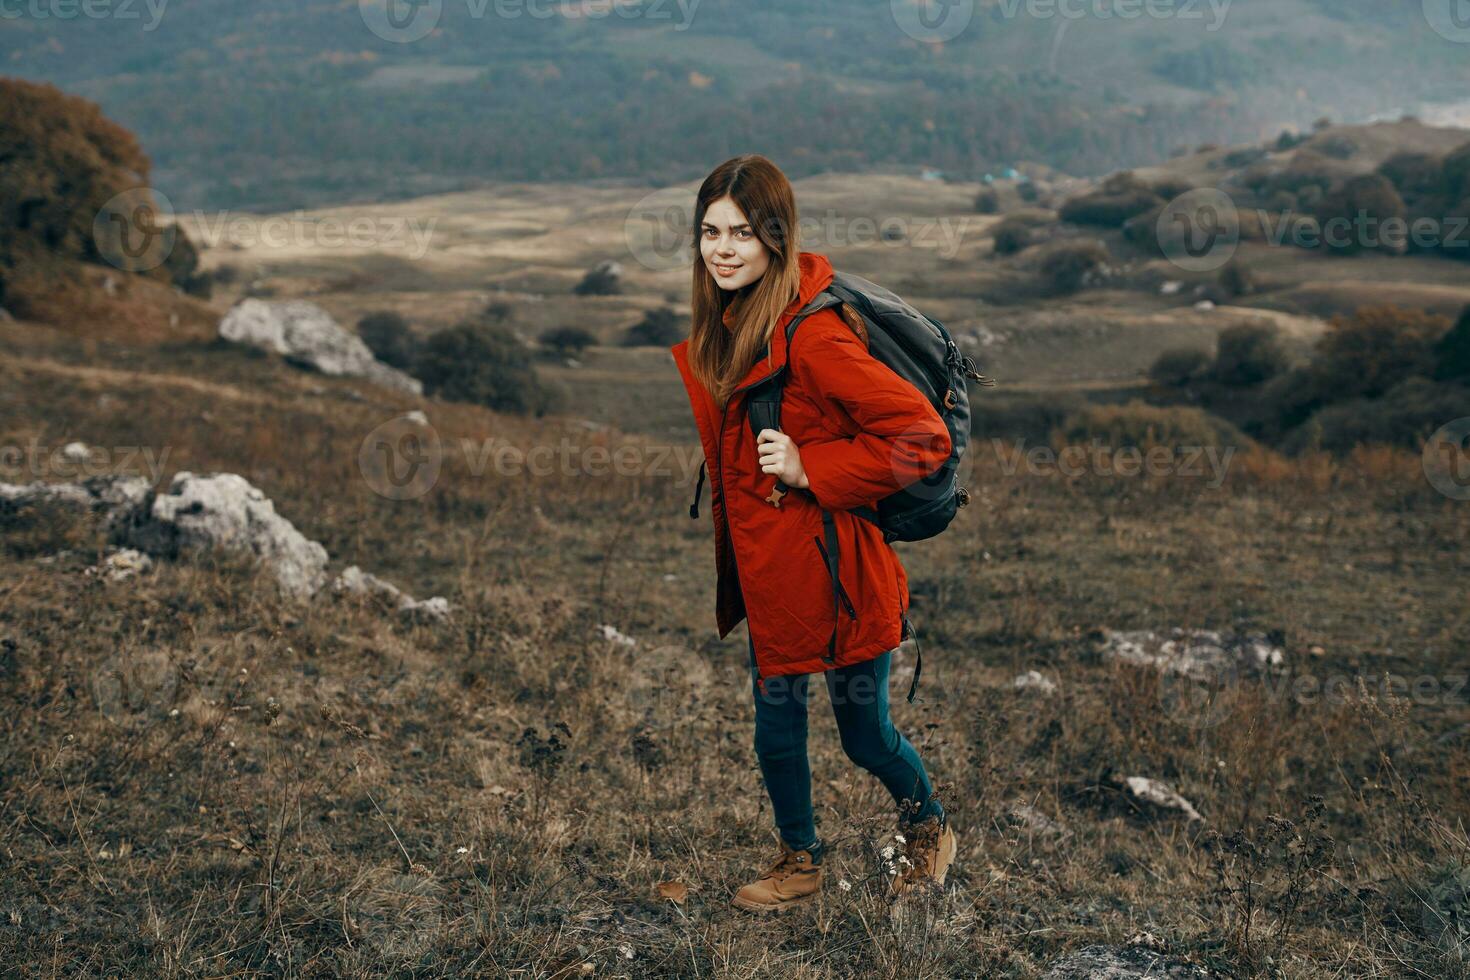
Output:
[122, 471, 329, 600]
[219, 299, 422, 395]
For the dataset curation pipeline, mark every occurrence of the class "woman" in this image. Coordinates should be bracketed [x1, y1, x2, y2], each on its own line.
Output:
[669, 155, 959, 912]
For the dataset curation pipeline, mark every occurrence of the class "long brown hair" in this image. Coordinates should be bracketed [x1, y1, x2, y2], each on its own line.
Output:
[687, 155, 803, 410]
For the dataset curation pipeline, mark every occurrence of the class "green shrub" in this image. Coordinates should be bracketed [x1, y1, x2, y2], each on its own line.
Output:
[414, 320, 555, 414]
[623, 306, 683, 347]
[573, 261, 622, 296]
[357, 311, 417, 369]
[1149, 347, 1212, 387]
[1432, 306, 1470, 383]
[1444, 141, 1470, 201]
[992, 217, 1035, 256]
[970, 391, 1085, 443]
[974, 188, 1000, 214]
[1210, 321, 1287, 386]
[1056, 400, 1253, 452]
[542, 325, 596, 357]
[1283, 376, 1470, 454]
[1377, 151, 1443, 202]
[1039, 240, 1109, 294]
[1016, 181, 1040, 203]
[1312, 174, 1407, 254]
[1059, 175, 1163, 227]
[1308, 305, 1450, 400]
[1218, 260, 1255, 298]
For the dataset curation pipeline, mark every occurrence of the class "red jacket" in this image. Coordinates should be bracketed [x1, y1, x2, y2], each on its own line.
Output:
[670, 251, 952, 688]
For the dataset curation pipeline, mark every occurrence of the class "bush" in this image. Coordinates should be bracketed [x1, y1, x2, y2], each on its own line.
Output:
[0, 78, 152, 267]
[1283, 376, 1470, 455]
[1039, 240, 1109, 294]
[992, 216, 1035, 256]
[413, 320, 555, 414]
[1150, 177, 1195, 201]
[974, 391, 1085, 443]
[1016, 180, 1040, 203]
[357, 311, 417, 369]
[973, 188, 1000, 214]
[1056, 400, 1253, 452]
[573, 261, 622, 296]
[1218, 260, 1255, 298]
[1377, 151, 1443, 202]
[1149, 347, 1212, 387]
[1210, 321, 1287, 386]
[162, 227, 211, 298]
[542, 326, 596, 357]
[623, 307, 683, 347]
[1276, 130, 1306, 151]
[1444, 141, 1470, 201]
[1309, 305, 1450, 400]
[1314, 134, 1358, 160]
[1059, 173, 1162, 227]
[1312, 174, 1407, 254]
[1433, 306, 1470, 382]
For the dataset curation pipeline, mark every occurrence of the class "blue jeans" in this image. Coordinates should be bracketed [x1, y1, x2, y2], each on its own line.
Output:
[749, 632, 943, 852]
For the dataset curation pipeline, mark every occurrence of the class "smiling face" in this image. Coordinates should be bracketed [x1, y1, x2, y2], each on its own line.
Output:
[699, 195, 771, 292]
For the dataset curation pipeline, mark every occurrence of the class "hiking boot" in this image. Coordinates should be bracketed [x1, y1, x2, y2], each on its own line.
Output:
[731, 840, 824, 913]
[889, 813, 957, 899]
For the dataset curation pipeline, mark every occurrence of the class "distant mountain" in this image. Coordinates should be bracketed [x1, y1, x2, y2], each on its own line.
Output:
[5, 0, 1468, 212]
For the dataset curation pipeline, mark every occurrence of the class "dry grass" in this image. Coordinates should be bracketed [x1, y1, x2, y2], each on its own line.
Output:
[2, 316, 1468, 977]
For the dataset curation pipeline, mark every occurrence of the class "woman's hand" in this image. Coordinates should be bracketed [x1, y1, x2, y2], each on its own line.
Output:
[756, 428, 809, 489]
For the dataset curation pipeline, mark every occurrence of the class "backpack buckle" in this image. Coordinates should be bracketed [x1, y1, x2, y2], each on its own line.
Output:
[942, 388, 957, 410]
[956, 487, 970, 507]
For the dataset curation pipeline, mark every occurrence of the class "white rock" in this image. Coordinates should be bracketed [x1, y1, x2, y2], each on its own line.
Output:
[1004, 802, 1071, 839]
[1099, 627, 1283, 682]
[329, 564, 451, 622]
[61, 442, 92, 465]
[1123, 776, 1204, 822]
[0, 475, 152, 531]
[1011, 670, 1057, 695]
[1193, 300, 1215, 311]
[219, 299, 422, 395]
[1160, 281, 1183, 295]
[127, 472, 329, 600]
[401, 410, 429, 426]
[85, 548, 154, 582]
[598, 624, 637, 648]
